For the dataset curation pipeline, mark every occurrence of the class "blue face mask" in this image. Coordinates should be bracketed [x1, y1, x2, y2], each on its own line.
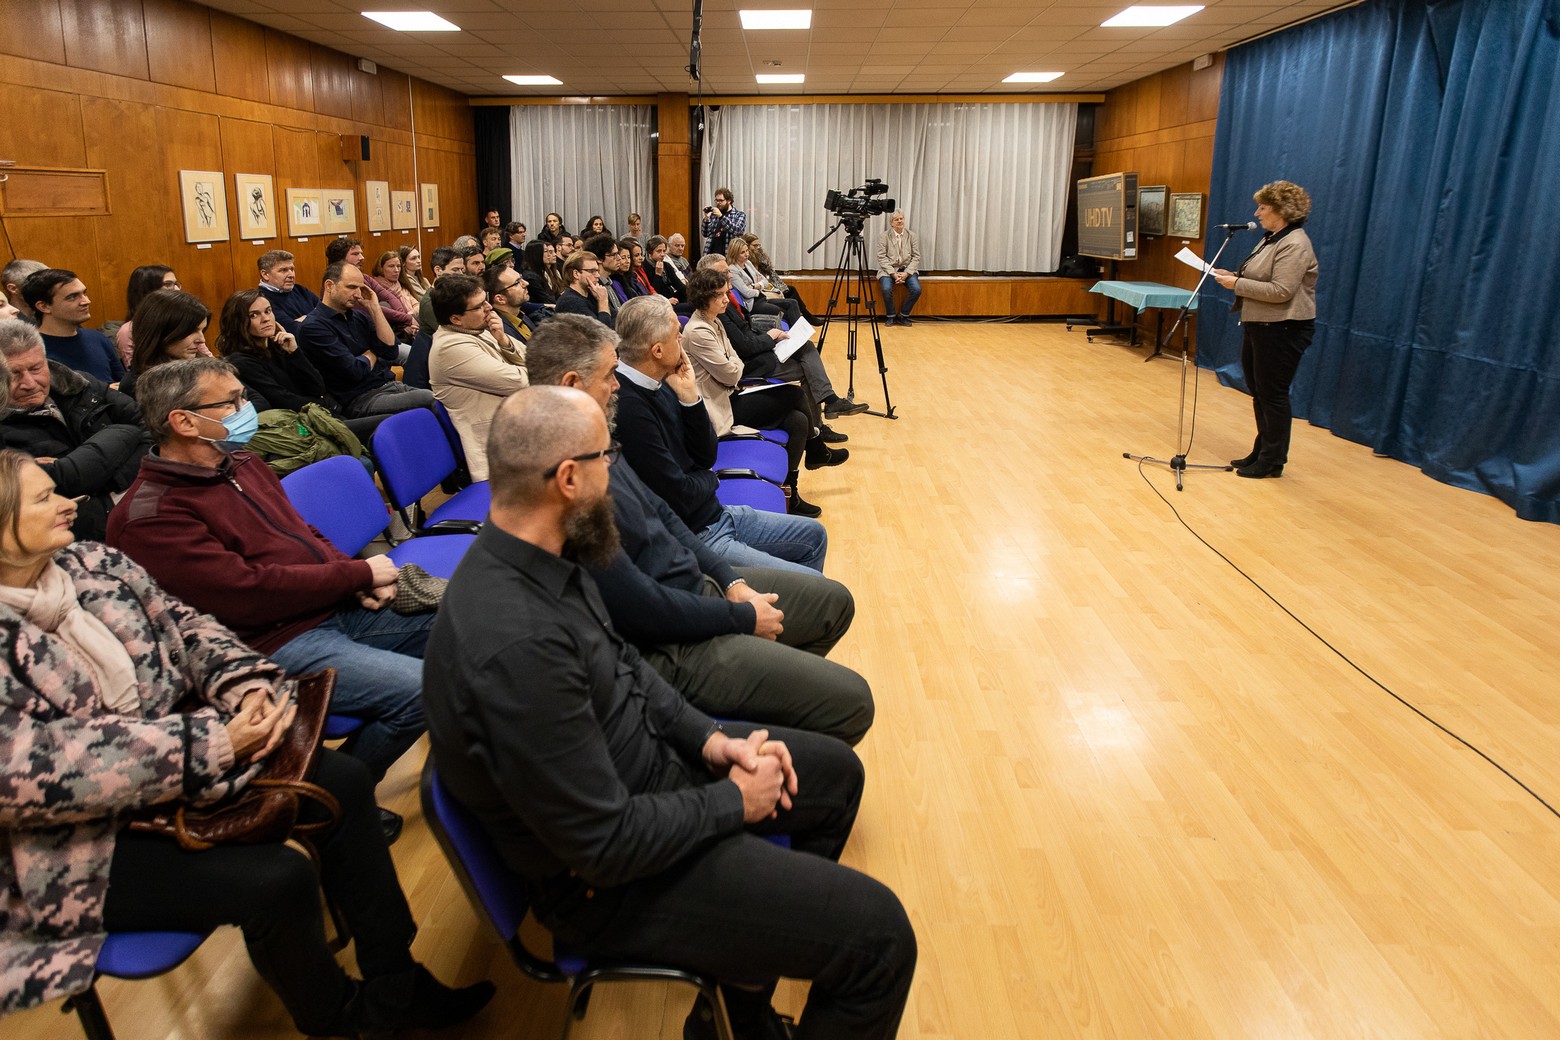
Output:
[191, 400, 260, 451]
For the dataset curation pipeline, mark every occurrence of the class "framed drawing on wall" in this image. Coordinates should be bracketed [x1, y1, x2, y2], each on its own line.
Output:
[1138, 185, 1168, 237]
[420, 183, 440, 228]
[286, 188, 325, 237]
[391, 190, 417, 230]
[367, 180, 391, 232]
[1169, 192, 1204, 238]
[179, 170, 229, 243]
[323, 190, 357, 234]
[234, 173, 277, 240]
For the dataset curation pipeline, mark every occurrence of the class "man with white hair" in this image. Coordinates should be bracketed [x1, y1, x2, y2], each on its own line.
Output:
[876, 211, 922, 326]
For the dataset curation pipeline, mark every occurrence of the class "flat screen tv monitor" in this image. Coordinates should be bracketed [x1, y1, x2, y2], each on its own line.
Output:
[1077, 172, 1139, 261]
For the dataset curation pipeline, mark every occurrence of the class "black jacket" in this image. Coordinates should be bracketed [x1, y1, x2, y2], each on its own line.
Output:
[0, 362, 149, 540]
[229, 345, 342, 414]
[717, 309, 780, 378]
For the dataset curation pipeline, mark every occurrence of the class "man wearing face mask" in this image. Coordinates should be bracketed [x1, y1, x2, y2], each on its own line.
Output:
[107, 357, 429, 842]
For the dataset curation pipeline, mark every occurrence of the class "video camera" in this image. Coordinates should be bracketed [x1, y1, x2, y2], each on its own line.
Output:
[823, 179, 896, 221]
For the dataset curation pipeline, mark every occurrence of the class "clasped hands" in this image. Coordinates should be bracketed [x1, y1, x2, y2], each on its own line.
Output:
[703, 728, 799, 823]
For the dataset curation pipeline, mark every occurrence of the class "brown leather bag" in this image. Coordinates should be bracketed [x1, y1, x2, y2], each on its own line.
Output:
[129, 670, 340, 852]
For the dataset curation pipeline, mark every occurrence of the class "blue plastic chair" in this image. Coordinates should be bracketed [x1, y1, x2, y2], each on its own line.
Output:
[431, 400, 472, 479]
[370, 408, 491, 528]
[282, 455, 476, 579]
[420, 762, 736, 1040]
[66, 931, 210, 1040]
[714, 438, 787, 483]
[715, 475, 788, 514]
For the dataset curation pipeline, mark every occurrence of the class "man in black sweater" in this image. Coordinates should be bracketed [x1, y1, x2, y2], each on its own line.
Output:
[526, 315, 874, 745]
[553, 251, 614, 327]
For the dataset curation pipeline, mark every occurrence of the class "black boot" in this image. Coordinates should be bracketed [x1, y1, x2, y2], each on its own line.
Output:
[817, 423, 848, 444]
[352, 965, 495, 1038]
[805, 441, 850, 470]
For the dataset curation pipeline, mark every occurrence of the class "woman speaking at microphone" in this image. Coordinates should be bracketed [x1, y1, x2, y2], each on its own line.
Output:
[1212, 179, 1319, 479]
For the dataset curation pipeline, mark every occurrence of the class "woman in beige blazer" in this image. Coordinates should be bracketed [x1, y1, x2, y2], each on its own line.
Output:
[1214, 180, 1319, 478]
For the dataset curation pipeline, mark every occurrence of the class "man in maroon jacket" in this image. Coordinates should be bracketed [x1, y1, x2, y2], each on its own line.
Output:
[107, 357, 425, 840]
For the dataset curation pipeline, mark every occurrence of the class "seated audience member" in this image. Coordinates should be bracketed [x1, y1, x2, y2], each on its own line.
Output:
[0, 450, 494, 1033]
[414, 246, 467, 332]
[877, 210, 923, 325]
[505, 220, 527, 250]
[257, 249, 320, 330]
[621, 238, 658, 298]
[422, 386, 914, 1039]
[582, 234, 627, 316]
[581, 214, 610, 238]
[0, 298, 19, 322]
[520, 241, 559, 306]
[218, 289, 386, 440]
[108, 359, 430, 819]
[398, 244, 432, 300]
[526, 315, 872, 742]
[613, 296, 828, 574]
[485, 247, 516, 274]
[682, 270, 842, 518]
[625, 212, 644, 240]
[537, 211, 567, 245]
[118, 290, 210, 399]
[728, 238, 802, 327]
[428, 274, 528, 481]
[482, 208, 502, 229]
[487, 265, 537, 343]
[22, 269, 124, 384]
[451, 235, 480, 253]
[366, 250, 419, 345]
[665, 232, 693, 277]
[324, 236, 366, 268]
[3, 259, 47, 325]
[478, 227, 504, 254]
[112, 265, 188, 366]
[459, 244, 488, 280]
[701, 187, 746, 256]
[700, 254, 867, 422]
[645, 235, 687, 301]
[554, 251, 614, 327]
[0, 320, 147, 540]
[556, 233, 576, 263]
[745, 233, 822, 325]
[296, 262, 433, 418]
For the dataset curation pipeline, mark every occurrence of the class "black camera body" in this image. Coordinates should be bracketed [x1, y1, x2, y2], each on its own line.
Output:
[824, 178, 896, 221]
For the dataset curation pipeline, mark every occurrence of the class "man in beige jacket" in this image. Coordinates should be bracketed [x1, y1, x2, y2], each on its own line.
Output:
[427, 274, 527, 480]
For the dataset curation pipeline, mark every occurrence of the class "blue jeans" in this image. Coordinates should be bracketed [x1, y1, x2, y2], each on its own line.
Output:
[269, 606, 433, 781]
[698, 504, 827, 574]
[879, 273, 922, 316]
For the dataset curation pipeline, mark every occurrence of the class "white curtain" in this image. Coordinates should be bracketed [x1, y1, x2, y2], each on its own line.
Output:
[699, 102, 1077, 273]
[509, 105, 657, 240]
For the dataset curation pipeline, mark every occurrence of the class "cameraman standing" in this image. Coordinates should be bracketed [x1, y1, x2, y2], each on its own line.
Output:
[877, 210, 922, 326]
[701, 188, 747, 257]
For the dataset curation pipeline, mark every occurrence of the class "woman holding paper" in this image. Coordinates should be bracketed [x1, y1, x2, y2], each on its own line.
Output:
[1212, 179, 1319, 479]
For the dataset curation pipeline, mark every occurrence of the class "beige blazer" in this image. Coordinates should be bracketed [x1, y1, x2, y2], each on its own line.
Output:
[1231, 226, 1318, 323]
[681, 311, 743, 436]
[429, 325, 528, 480]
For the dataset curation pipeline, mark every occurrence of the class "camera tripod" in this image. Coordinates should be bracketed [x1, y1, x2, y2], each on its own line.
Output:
[808, 216, 896, 420]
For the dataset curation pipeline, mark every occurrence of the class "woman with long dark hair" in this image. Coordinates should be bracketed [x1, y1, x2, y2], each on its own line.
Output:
[113, 266, 187, 366]
[120, 290, 210, 399]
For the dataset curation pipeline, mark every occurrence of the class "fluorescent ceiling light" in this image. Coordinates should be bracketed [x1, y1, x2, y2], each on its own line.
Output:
[756, 74, 805, 84]
[740, 9, 812, 30]
[1003, 72, 1064, 83]
[1101, 5, 1203, 27]
[503, 75, 562, 85]
[362, 11, 460, 31]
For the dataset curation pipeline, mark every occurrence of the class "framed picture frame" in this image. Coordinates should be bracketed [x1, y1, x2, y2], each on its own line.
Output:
[233, 173, 277, 240]
[1169, 192, 1204, 238]
[366, 180, 391, 232]
[179, 170, 229, 243]
[286, 188, 325, 237]
[391, 190, 417, 230]
[1138, 185, 1168, 237]
[322, 189, 357, 234]
[420, 183, 440, 228]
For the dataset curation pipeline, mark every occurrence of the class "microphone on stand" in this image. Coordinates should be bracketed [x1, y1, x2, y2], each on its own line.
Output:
[1214, 221, 1259, 231]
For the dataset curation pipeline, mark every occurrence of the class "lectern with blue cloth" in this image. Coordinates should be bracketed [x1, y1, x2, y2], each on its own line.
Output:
[1083, 280, 1198, 360]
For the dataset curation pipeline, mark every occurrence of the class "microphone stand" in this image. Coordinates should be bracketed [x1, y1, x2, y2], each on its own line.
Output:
[1123, 225, 1247, 491]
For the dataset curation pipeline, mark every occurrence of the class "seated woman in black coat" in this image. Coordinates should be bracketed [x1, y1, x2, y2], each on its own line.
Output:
[519, 241, 561, 306]
[118, 290, 211, 400]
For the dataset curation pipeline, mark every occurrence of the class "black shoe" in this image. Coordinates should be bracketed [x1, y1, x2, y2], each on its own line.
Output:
[823, 397, 869, 418]
[788, 489, 822, 517]
[880, 313, 897, 325]
[1229, 453, 1258, 468]
[1236, 461, 1284, 478]
[805, 444, 850, 469]
[817, 423, 848, 444]
[377, 808, 403, 845]
[898, 314, 913, 326]
[356, 966, 495, 1037]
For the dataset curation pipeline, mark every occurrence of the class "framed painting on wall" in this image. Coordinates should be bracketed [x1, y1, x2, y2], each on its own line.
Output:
[286, 188, 325, 237]
[1138, 185, 1168, 237]
[179, 170, 229, 243]
[1169, 192, 1204, 239]
[391, 190, 417, 230]
[323, 190, 357, 234]
[420, 183, 440, 228]
[234, 173, 277, 240]
[367, 180, 391, 232]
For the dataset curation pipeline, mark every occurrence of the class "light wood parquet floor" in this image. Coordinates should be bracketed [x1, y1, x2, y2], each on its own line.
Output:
[11, 321, 1560, 1039]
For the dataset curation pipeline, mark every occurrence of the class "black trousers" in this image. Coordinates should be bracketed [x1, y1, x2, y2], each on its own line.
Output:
[1240, 319, 1314, 466]
[731, 382, 811, 476]
[102, 750, 417, 1033]
[532, 725, 916, 1040]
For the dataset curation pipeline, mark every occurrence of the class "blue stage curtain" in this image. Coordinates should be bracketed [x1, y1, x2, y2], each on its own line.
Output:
[1197, 0, 1560, 521]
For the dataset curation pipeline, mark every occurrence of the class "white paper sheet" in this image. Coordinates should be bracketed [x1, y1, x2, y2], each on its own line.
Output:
[1174, 246, 1215, 275]
[772, 317, 816, 363]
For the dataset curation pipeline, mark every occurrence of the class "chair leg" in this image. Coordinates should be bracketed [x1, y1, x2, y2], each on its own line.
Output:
[65, 982, 116, 1040]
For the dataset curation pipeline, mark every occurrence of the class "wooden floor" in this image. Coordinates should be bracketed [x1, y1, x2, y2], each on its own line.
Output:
[14, 323, 1560, 1039]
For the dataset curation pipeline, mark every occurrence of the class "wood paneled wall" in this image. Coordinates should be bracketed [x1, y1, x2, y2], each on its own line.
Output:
[0, 0, 476, 336]
[1091, 55, 1223, 346]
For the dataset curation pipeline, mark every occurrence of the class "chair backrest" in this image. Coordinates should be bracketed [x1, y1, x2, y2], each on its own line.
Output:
[372, 407, 458, 510]
[281, 455, 390, 556]
[431, 399, 469, 468]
